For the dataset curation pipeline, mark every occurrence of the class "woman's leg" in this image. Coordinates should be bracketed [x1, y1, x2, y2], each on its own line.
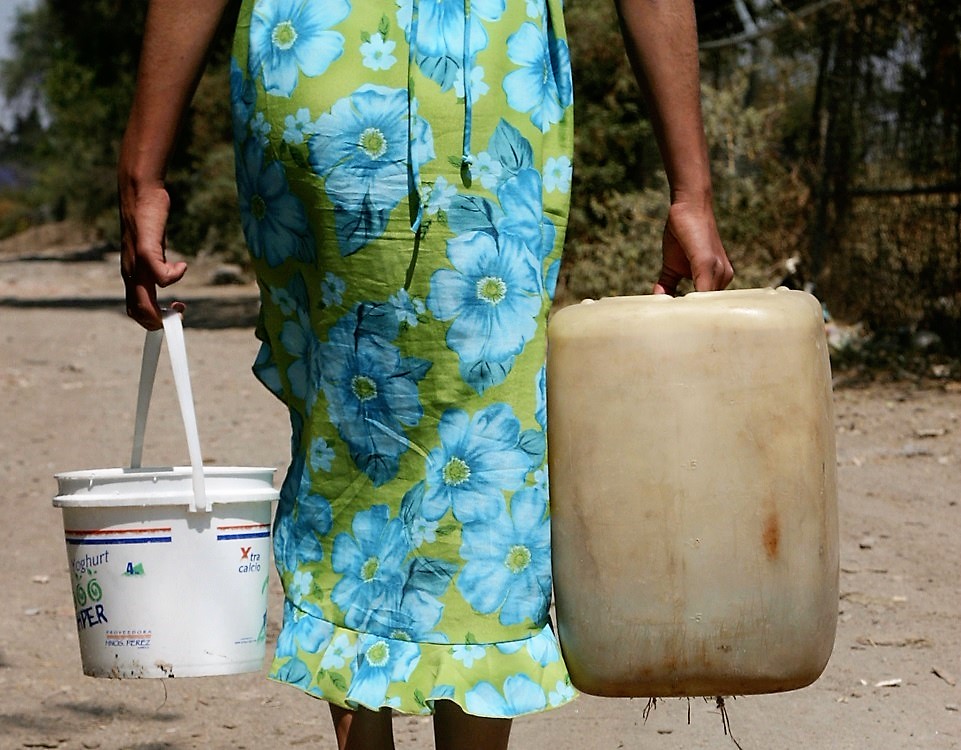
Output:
[432, 700, 512, 750]
[329, 704, 395, 750]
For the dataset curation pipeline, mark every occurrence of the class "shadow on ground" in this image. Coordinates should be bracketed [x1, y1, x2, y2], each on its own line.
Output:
[0, 700, 184, 739]
[0, 296, 259, 330]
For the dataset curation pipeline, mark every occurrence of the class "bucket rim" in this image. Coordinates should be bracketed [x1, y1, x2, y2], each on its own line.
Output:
[53, 465, 279, 508]
[53, 490, 278, 508]
[54, 465, 278, 481]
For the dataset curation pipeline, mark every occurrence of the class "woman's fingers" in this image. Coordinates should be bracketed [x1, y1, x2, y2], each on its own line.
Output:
[654, 200, 733, 295]
[119, 183, 186, 329]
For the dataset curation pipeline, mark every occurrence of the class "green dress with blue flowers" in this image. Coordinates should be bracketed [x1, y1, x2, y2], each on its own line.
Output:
[231, 0, 575, 718]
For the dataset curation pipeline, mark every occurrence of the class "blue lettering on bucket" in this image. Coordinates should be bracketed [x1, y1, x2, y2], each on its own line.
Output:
[239, 551, 263, 573]
[76, 603, 108, 631]
[124, 562, 145, 576]
[71, 551, 109, 576]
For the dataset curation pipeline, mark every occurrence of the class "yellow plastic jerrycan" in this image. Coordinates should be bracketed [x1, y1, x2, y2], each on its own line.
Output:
[547, 288, 839, 697]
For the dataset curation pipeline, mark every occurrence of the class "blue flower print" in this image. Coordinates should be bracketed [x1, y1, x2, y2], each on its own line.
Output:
[272, 656, 313, 690]
[274, 509, 325, 576]
[279, 309, 323, 403]
[430, 684, 456, 701]
[465, 674, 547, 717]
[310, 86, 434, 255]
[495, 168, 555, 266]
[346, 636, 421, 708]
[361, 33, 397, 71]
[549, 678, 576, 707]
[493, 638, 523, 655]
[320, 271, 346, 306]
[411, 0, 504, 61]
[249, 0, 350, 98]
[408, 517, 438, 547]
[321, 633, 357, 670]
[395, 0, 413, 32]
[309, 436, 336, 473]
[268, 272, 310, 318]
[400, 481, 436, 548]
[402, 0, 504, 93]
[427, 230, 542, 392]
[236, 138, 316, 268]
[503, 22, 572, 132]
[525, 0, 541, 18]
[409, 98, 435, 166]
[276, 601, 335, 658]
[291, 568, 313, 599]
[331, 505, 411, 631]
[422, 404, 533, 523]
[524, 629, 560, 667]
[300, 490, 334, 542]
[252, 340, 283, 399]
[544, 155, 572, 193]
[457, 485, 551, 624]
[282, 107, 320, 145]
[423, 176, 457, 217]
[535, 364, 547, 430]
[544, 255, 560, 299]
[276, 410, 304, 518]
[274, 491, 331, 598]
[470, 152, 503, 190]
[229, 58, 256, 141]
[388, 288, 426, 327]
[452, 644, 487, 668]
[251, 112, 272, 145]
[319, 305, 431, 485]
[388, 583, 447, 641]
[270, 287, 298, 317]
[454, 65, 490, 103]
[486, 119, 534, 184]
[491, 626, 564, 667]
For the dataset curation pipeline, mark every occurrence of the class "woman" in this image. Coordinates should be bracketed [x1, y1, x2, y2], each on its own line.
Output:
[118, 1, 732, 748]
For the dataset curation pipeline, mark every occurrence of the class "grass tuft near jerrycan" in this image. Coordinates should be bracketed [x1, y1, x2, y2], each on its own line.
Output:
[547, 288, 839, 697]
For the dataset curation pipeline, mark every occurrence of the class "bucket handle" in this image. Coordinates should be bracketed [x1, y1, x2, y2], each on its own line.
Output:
[130, 310, 210, 513]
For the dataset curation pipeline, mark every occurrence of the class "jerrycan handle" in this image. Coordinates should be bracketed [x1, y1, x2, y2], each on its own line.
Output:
[130, 309, 210, 513]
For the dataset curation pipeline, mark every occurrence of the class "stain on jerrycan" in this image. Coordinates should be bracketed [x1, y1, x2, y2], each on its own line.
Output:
[547, 288, 839, 697]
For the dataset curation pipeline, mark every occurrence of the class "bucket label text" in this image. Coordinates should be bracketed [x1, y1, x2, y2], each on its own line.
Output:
[105, 629, 152, 650]
[72, 550, 108, 576]
[239, 548, 262, 574]
[71, 551, 109, 633]
[77, 603, 108, 631]
[124, 562, 145, 576]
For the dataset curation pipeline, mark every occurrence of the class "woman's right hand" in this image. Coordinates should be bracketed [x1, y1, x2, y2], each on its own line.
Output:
[116, 0, 230, 329]
[118, 174, 186, 330]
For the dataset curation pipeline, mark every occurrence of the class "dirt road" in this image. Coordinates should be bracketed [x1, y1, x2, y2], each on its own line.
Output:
[1, 240, 959, 749]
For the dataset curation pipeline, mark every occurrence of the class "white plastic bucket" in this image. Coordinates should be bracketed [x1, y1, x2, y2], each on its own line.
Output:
[53, 311, 279, 678]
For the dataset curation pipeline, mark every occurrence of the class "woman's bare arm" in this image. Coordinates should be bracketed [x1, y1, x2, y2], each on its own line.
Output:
[118, 0, 230, 329]
[614, 0, 733, 294]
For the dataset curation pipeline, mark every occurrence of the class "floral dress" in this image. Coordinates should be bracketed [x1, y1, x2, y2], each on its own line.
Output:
[230, 0, 575, 718]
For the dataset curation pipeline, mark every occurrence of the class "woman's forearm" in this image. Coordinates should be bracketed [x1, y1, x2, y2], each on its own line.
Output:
[613, 0, 712, 205]
[119, 0, 231, 187]
[118, 0, 230, 330]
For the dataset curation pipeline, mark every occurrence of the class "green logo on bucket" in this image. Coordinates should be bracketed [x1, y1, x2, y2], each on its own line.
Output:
[124, 562, 145, 576]
[74, 578, 102, 607]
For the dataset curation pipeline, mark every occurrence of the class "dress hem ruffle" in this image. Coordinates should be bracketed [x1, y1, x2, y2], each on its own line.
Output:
[267, 607, 578, 719]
